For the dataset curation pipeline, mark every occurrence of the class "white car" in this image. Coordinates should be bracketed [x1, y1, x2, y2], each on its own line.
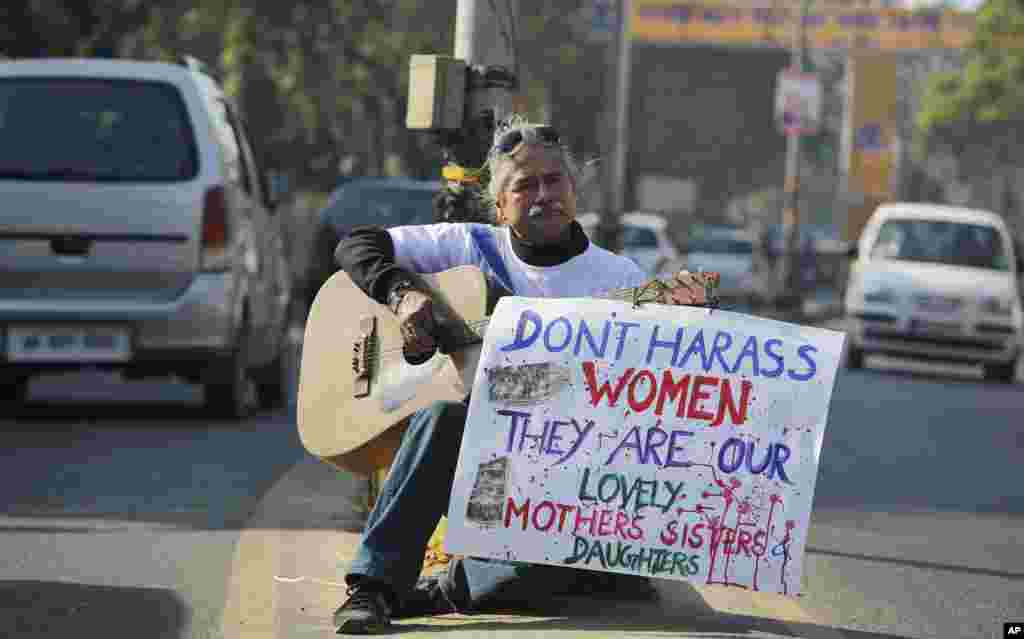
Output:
[577, 212, 680, 276]
[843, 203, 1024, 382]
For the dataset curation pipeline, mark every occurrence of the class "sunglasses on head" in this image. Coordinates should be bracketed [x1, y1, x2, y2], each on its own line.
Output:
[490, 125, 561, 156]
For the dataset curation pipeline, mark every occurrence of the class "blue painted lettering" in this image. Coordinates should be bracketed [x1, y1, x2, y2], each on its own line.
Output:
[499, 309, 543, 352]
[574, 319, 612, 358]
[543, 316, 573, 352]
[787, 344, 818, 381]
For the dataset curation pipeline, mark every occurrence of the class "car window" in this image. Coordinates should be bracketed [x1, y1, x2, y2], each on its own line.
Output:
[870, 219, 1009, 271]
[619, 225, 659, 248]
[206, 98, 251, 193]
[223, 102, 258, 198]
[326, 186, 437, 229]
[0, 78, 197, 182]
[235, 111, 272, 207]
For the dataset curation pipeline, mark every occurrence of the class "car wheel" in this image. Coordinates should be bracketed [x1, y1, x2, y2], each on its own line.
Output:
[983, 360, 1016, 384]
[205, 319, 256, 419]
[253, 339, 289, 411]
[846, 345, 865, 370]
[0, 375, 29, 406]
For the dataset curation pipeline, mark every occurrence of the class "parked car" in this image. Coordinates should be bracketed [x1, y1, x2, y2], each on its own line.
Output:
[680, 224, 756, 304]
[843, 202, 1024, 382]
[759, 223, 838, 291]
[0, 57, 292, 416]
[576, 211, 681, 276]
[301, 177, 441, 307]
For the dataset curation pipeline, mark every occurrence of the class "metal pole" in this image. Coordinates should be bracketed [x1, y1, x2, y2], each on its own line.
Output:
[455, 0, 519, 125]
[600, 0, 632, 254]
[780, 0, 808, 310]
[612, 0, 632, 220]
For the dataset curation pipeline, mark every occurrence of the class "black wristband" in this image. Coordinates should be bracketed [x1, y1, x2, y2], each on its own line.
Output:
[387, 280, 416, 314]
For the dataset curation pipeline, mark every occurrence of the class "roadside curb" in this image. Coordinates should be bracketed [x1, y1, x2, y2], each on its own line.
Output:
[219, 455, 365, 638]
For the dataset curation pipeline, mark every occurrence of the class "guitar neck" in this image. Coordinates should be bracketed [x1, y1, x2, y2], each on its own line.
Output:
[448, 279, 680, 347]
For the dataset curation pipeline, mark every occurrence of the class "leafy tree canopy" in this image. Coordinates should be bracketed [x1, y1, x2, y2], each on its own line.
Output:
[916, 0, 1024, 152]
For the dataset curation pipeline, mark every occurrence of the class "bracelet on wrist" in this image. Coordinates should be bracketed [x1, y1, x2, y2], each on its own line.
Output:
[387, 280, 416, 314]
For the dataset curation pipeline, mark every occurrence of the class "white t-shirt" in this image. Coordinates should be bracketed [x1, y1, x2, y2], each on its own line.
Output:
[387, 223, 647, 299]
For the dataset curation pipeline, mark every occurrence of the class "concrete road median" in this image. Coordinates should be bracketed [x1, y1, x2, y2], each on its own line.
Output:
[218, 455, 845, 639]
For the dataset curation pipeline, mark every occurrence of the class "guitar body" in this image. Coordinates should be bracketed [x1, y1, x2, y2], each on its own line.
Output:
[297, 266, 489, 476]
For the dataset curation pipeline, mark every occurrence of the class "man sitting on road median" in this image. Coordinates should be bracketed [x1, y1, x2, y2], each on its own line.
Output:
[331, 116, 715, 634]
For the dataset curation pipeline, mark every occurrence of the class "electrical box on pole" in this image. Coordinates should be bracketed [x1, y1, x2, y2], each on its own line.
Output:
[406, 55, 467, 131]
[403, 0, 520, 223]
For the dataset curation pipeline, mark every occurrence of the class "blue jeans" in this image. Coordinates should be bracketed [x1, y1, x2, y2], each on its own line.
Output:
[345, 400, 588, 608]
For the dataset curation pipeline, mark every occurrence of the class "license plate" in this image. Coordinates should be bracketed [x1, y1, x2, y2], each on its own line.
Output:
[6, 326, 132, 362]
[909, 318, 960, 334]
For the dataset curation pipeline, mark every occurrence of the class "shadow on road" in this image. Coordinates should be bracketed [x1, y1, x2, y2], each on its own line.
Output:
[0, 580, 188, 639]
[391, 594, 918, 638]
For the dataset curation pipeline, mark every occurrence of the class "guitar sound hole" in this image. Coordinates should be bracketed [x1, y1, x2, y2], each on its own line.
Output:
[403, 345, 437, 365]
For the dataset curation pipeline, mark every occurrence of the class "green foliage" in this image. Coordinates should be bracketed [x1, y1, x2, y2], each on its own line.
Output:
[916, 0, 1024, 152]
[1, 1, 597, 192]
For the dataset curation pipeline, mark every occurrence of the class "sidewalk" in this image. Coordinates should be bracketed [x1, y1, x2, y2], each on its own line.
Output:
[218, 455, 846, 639]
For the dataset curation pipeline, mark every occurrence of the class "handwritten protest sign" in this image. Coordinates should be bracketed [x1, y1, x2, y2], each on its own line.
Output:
[445, 296, 845, 596]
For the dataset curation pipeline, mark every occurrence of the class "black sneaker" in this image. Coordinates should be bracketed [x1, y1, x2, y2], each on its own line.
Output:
[397, 575, 459, 618]
[333, 584, 393, 634]
[399, 560, 470, 618]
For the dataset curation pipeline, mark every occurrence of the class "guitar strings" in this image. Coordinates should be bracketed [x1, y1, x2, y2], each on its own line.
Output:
[353, 284, 677, 366]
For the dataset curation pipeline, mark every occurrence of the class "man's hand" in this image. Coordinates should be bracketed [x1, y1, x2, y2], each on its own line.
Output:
[396, 290, 437, 355]
[663, 270, 720, 306]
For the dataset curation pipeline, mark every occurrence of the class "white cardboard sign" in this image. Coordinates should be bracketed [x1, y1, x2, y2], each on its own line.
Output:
[445, 296, 845, 596]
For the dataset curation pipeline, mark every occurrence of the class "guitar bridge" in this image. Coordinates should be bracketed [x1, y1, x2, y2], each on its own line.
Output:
[352, 316, 376, 398]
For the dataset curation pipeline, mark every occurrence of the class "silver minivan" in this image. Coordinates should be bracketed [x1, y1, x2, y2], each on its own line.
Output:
[0, 58, 292, 417]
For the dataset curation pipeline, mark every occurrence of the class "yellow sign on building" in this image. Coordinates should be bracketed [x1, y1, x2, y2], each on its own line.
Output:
[631, 1, 982, 51]
[842, 51, 899, 241]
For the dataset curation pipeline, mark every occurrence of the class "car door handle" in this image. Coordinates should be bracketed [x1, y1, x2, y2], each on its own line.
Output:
[51, 236, 93, 256]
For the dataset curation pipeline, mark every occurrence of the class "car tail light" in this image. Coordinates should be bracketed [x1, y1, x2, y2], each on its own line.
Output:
[201, 185, 230, 272]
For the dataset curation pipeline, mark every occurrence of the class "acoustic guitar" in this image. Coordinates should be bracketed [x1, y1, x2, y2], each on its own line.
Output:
[296, 265, 717, 476]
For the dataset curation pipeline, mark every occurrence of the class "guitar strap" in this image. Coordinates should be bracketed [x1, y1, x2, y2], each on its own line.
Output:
[469, 226, 516, 295]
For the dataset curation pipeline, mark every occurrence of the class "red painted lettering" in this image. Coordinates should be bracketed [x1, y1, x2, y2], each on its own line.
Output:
[687, 375, 718, 421]
[736, 530, 753, 557]
[574, 505, 597, 536]
[629, 514, 646, 541]
[532, 500, 557, 531]
[689, 522, 706, 549]
[627, 369, 658, 412]
[655, 370, 691, 417]
[556, 503, 576, 532]
[614, 511, 630, 540]
[505, 497, 530, 530]
[581, 361, 635, 406]
[753, 530, 768, 556]
[660, 520, 678, 546]
[710, 378, 754, 427]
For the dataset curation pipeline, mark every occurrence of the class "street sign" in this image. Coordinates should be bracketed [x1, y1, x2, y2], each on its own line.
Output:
[631, 1, 988, 51]
[774, 69, 822, 137]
